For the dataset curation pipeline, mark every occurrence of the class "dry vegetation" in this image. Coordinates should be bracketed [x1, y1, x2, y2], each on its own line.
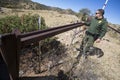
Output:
[0, 8, 78, 27]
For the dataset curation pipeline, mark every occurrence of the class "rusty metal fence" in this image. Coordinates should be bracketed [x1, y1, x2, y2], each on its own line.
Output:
[0, 22, 119, 80]
[0, 22, 84, 80]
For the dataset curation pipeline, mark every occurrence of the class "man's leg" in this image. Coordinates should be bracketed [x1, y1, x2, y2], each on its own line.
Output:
[76, 35, 89, 59]
[82, 35, 94, 58]
[77, 34, 89, 51]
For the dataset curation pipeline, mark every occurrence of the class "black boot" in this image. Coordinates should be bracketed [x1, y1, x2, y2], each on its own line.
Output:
[83, 52, 90, 59]
[95, 48, 104, 58]
[97, 51, 104, 58]
[82, 54, 87, 59]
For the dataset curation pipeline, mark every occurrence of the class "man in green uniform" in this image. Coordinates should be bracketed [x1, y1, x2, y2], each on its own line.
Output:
[77, 9, 108, 59]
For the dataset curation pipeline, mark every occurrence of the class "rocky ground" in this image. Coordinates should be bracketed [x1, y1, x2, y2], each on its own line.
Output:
[19, 31, 120, 80]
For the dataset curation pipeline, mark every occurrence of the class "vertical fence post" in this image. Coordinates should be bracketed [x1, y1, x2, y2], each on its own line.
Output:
[38, 16, 41, 30]
[38, 16, 42, 73]
[1, 34, 19, 80]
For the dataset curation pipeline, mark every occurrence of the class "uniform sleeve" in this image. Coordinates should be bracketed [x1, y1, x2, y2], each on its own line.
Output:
[84, 16, 92, 26]
[99, 20, 108, 39]
[85, 21, 91, 26]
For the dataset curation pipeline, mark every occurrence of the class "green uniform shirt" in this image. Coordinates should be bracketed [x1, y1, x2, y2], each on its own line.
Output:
[85, 17, 108, 39]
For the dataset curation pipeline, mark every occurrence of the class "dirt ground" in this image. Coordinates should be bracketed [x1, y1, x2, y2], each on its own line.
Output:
[19, 31, 120, 80]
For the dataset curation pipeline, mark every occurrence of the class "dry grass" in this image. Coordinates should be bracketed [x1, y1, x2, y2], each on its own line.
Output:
[0, 8, 79, 27]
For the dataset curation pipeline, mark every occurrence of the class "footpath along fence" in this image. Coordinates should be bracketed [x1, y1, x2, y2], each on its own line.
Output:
[0, 22, 120, 80]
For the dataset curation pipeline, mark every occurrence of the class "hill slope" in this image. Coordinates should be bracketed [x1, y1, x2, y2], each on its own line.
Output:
[0, 0, 76, 15]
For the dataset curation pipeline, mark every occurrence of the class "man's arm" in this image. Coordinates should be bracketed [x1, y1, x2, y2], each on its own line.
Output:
[99, 21, 108, 39]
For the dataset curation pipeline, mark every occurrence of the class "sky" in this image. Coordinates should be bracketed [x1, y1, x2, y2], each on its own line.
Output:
[32, 0, 120, 25]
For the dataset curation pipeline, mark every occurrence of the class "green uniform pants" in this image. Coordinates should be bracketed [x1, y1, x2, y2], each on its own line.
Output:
[80, 32, 99, 54]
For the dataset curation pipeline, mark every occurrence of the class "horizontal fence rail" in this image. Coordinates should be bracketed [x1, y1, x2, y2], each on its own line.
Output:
[19, 22, 84, 45]
[0, 22, 120, 80]
[0, 22, 84, 80]
[108, 26, 120, 34]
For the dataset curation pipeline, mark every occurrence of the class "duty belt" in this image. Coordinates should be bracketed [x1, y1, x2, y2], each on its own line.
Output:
[86, 31, 99, 37]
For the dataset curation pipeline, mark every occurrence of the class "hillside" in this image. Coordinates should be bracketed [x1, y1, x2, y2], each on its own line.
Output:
[0, 0, 76, 15]
[0, 8, 78, 27]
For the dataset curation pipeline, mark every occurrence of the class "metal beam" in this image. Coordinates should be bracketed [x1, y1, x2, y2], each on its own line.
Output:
[19, 23, 84, 45]
[0, 34, 20, 80]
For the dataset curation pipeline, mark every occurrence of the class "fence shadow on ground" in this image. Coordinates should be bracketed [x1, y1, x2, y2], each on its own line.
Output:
[19, 70, 69, 80]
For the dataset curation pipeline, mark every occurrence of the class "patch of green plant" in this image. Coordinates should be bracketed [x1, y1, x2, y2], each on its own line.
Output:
[0, 14, 48, 34]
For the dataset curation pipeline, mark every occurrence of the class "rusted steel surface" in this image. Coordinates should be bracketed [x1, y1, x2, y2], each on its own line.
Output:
[19, 22, 84, 45]
[19, 23, 120, 46]
[108, 26, 120, 34]
[0, 22, 84, 80]
[0, 34, 19, 80]
[19, 23, 78, 38]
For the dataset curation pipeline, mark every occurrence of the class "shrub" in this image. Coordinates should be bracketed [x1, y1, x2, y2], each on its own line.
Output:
[0, 14, 47, 34]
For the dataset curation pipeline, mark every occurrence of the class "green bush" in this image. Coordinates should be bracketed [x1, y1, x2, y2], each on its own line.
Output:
[0, 14, 47, 34]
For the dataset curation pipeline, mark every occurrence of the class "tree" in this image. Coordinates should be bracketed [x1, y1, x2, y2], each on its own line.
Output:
[76, 8, 91, 21]
[79, 8, 91, 15]
[65, 8, 76, 15]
